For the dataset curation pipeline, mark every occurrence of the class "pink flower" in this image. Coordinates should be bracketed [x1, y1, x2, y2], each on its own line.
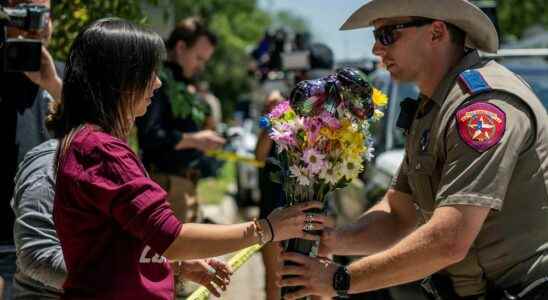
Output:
[269, 127, 296, 148]
[268, 100, 290, 119]
[304, 117, 322, 143]
[303, 148, 326, 175]
[319, 111, 341, 129]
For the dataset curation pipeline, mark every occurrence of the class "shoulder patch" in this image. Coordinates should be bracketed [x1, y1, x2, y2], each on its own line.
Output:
[455, 102, 506, 152]
[458, 69, 491, 94]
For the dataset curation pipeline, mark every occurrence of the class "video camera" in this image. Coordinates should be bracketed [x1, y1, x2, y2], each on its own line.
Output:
[0, 3, 49, 72]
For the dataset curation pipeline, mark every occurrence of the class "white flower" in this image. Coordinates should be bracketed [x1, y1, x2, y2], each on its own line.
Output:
[319, 162, 340, 185]
[340, 157, 363, 180]
[289, 165, 311, 186]
[373, 109, 385, 121]
[302, 148, 326, 175]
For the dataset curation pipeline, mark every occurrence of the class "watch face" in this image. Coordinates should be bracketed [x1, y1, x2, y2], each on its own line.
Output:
[333, 266, 350, 293]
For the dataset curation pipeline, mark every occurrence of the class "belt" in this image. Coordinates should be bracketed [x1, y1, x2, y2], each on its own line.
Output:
[421, 276, 548, 300]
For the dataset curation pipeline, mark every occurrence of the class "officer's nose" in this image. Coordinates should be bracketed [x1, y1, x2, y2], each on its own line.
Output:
[372, 40, 387, 58]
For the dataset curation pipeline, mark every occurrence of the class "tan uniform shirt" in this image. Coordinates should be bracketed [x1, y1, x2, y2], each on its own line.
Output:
[391, 51, 548, 296]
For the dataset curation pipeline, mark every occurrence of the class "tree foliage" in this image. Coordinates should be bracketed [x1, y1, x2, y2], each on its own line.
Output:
[50, 0, 158, 61]
[49, 0, 310, 120]
[495, 0, 548, 39]
[171, 0, 272, 119]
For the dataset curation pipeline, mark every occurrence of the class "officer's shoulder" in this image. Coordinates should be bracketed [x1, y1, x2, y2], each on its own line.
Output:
[456, 67, 531, 115]
[457, 68, 491, 96]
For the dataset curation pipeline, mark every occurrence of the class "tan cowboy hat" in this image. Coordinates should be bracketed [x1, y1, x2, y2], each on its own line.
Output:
[340, 0, 499, 53]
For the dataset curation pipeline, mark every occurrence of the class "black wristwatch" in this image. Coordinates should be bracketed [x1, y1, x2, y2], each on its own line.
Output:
[332, 265, 350, 298]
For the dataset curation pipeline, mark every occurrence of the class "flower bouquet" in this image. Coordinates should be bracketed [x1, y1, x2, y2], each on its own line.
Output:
[259, 67, 387, 298]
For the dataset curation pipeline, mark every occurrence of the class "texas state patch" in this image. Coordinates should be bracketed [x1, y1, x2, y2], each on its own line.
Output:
[455, 102, 506, 152]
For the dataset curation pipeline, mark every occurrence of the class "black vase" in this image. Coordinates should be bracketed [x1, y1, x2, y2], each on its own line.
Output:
[281, 207, 323, 300]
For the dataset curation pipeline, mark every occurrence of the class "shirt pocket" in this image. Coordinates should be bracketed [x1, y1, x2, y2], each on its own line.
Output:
[408, 154, 437, 215]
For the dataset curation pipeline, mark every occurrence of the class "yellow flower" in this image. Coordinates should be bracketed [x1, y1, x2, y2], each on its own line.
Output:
[343, 119, 353, 127]
[345, 146, 363, 158]
[372, 88, 388, 107]
[283, 110, 296, 121]
[320, 127, 336, 139]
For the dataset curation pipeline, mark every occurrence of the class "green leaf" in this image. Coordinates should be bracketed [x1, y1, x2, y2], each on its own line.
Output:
[270, 171, 282, 184]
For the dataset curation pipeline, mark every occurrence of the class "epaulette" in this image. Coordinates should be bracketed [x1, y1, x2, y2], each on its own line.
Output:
[458, 69, 491, 95]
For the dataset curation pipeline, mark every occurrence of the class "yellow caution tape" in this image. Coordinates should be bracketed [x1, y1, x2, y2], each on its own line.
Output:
[187, 244, 263, 300]
[206, 150, 265, 168]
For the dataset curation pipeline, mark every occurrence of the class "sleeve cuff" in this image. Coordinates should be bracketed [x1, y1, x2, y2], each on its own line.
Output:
[148, 213, 183, 255]
[437, 193, 503, 211]
[132, 189, 183, 255]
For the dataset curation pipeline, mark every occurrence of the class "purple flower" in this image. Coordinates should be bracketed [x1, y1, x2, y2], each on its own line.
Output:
[269, 127, 296, 148]
[268, 100, 290, 119]
[304, 117, 322, 143]
[319, 111, 341, 129]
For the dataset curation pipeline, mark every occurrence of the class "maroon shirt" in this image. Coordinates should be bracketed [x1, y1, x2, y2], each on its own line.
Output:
[53, 125, 183, 300]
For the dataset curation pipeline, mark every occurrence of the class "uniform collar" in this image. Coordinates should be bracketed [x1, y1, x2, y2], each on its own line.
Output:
[430, 50, 484, 106]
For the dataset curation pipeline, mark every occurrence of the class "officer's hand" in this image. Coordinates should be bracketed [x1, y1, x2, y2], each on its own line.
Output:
[24, 46, 62, 100]
[176, 259, 232, 297]
[276, 252, 339, 299]
[175, 130, 226, 152]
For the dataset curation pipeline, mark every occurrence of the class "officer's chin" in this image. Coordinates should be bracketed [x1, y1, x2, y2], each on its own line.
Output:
[390, 72, 414, 83]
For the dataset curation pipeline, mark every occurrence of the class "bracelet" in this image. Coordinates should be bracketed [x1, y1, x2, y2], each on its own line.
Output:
[173, 261, 183, 277]
[265, 218, 275, 242]
[253, 219, 268, 245]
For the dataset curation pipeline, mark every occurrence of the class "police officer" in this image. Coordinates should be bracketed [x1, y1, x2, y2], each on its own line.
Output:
[276, 1, 548, 299]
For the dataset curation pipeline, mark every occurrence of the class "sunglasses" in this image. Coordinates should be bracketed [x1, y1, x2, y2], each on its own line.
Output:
[373, 19, 433, 46]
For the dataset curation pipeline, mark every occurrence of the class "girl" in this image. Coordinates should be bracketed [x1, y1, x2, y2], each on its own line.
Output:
[50, 18, 328, 300]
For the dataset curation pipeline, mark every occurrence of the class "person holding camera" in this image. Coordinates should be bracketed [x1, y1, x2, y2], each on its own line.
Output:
[136, 17, 225, 226]
[0, 0, 62, 298]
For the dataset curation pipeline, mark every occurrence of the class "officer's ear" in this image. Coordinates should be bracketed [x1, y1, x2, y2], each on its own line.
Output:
[429, 21, 449, 44]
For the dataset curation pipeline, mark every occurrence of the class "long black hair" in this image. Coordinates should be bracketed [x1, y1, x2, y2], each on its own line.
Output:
[48, 17, 165, 139]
